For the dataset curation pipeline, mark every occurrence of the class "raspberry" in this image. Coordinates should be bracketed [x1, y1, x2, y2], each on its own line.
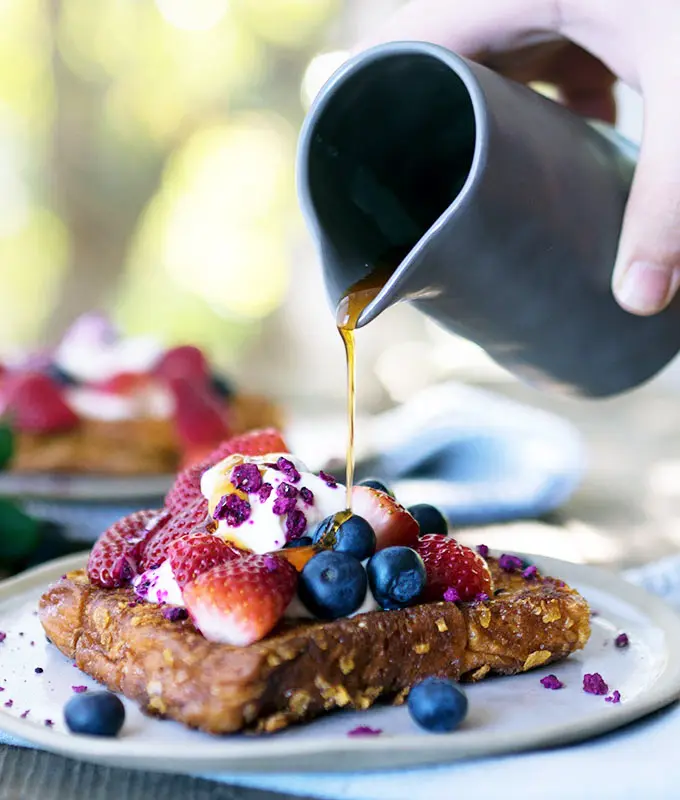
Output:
[87, 509, 169, 588]
[139, 498, 210, 570]
[417, 534, 493, 602]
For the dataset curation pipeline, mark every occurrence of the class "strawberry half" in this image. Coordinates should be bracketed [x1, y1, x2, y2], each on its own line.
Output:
[87, 509, 169, 588]
[166, 531, 240, 589]
[417, 534, 493, 602]
[351, 485, 419, 551]
[169, 377, 229, 450]
[5, 372, 80, 434]
[154, 345, 209, 384]
[164, 428, 289, 513]
[139, 497, 210, 570]
[183, 553, 297, 646]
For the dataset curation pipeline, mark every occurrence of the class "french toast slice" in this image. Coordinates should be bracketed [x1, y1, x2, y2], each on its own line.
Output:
[39, 558, 590, 734]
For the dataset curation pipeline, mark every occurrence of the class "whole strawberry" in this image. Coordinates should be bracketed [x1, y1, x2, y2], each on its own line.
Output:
[140, 497, 210, 570]
[183, 553, 297, 646]
[164, 428, 289, 513]
[154, 345, 209, 383]
[417, 534, 493, 602]
[5, 372, 80, 433]
[87, 509, 169, 588]
[169, 377, 229, 452]
[167, 532, 240, 589]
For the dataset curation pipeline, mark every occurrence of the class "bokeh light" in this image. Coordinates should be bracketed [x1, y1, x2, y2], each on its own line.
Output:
[155, 0, 230, 32]
[301, 50, 349, 108]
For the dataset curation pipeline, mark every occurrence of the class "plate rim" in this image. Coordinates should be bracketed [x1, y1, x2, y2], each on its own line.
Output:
[0, 473, 173, 502]
[1, 552, 680, 774]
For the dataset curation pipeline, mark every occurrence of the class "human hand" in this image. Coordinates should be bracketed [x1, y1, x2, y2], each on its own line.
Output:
[359, 0, 680, 317]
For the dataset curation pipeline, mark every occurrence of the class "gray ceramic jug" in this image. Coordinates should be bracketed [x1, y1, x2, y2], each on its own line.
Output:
[297, 42, 680, 398]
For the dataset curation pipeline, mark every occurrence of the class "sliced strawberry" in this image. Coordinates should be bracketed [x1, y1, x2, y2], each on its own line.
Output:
[96, 372, 155, 396]
[183, 553, 297, 646]
[139, 497, 210, 570]
[417, 534, 493, 602]
[154, 345, 209, 383]
[5, 372, 80, 434]
[164, 428, 289, 513]
[169, 377, 229, 449]
[167, 531, 239, 588]
[87, 509, 169, 588]
[351, 485, 419, 551]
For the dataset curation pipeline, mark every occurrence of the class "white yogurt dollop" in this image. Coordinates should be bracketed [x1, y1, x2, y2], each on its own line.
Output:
[133, 560, 184, 606]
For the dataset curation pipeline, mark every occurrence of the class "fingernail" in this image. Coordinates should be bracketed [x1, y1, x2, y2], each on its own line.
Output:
[614, 262, 680, 315]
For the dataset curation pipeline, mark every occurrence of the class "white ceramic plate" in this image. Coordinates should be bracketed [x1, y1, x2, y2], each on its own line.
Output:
[0, 473, 172, 502]
[0, 552, 679, 775]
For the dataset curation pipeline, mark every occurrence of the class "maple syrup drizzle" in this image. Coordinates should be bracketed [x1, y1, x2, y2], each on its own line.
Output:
[335, 273, 386, 511]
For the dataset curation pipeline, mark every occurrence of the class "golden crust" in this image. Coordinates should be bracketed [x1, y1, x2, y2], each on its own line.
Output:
[38, 559, 590, 734]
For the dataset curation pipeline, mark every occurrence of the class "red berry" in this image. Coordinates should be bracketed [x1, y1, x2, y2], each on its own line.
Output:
[183, 553, 297, 646]
[167, 532, 239, 588]
[417, 534, 493, 602]
[154, 346, 209, 383]
[169, 377, 229, 448]
[351, 485, 420, 551]
[96, 372, 154, 396]
[87, 509, 169, 588]
[5, 372, 80, 434]
[164, 428, 289, 513]
[139, 497, 210, 570]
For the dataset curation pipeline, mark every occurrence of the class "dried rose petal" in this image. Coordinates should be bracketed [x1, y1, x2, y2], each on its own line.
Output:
[20, 710, 29, 719]
[272, 496, 297, 516]
[231, 463, 263, 494]
[162, 606, 188, 622]
[4, 700, 12, 708]
[285, 509, 307, 540]
[276, 457, 301, 483]
[605, 690, 621, 704]
[443, 587, 460, 603]
[213, 494, 251, 527]
[583, 672, 609, 695]
[0, 632, 6, 643]
[263, 555, 281, 571]
[276, 482, 298, 499]
[34, 668, 43, 674]
[476, 544, 489, 558]
[319, 470, 338, 488]
[300, 487, 314, 505]
[540, 674, 564, 690]
[71, 686, 88, 694]
[44, 719, 54, 727]
[522, 565, 538, 579]
[614, 633, 629, 648]
[258, 483, 273, 503]
[499, 554, 524, 572]
[347, 726, 382, 737]
[476, 592, 490, 602]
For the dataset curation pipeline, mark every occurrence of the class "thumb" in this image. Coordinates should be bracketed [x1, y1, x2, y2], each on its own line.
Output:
[612, 96, 680, 316]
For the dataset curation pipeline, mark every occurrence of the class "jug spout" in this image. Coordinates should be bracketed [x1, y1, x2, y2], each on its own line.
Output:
[298, 42, 680, 398]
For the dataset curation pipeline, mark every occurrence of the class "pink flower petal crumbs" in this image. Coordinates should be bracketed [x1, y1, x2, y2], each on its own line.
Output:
[214, 494, 251, 527]
[540, 674, 564, 690]
[0, 632, 6, 643]
[499, 554, 523, 572]
[347, 726, 382, 737]
[71, 686, 88, 694]
[614, 633, 629, 648]
[272, 496, 296, 516]
[231, 463, 263, 494]
[476, 592, 489, 602]
[299, 487, 314, 505]
[522, 565, 538, 579]
[319, 470, 338, 488]
[258, 483, 273, 503]
[285, 509, 307, 540]
[4, 700, 13, 708]
[20, 709, 30, 719]
[605, 690, 621, 704]
[44, 719, 54, 727]
[476, 544, 489, 558]
[583, 672, 609, 695]
[276, 457, 301, 483]
[443, 587, 460, 603]
[276, 482, 298, 499]
[162, 607, 188, 622]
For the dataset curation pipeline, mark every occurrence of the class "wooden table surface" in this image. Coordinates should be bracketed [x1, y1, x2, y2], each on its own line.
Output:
[2, 380, 679, 799]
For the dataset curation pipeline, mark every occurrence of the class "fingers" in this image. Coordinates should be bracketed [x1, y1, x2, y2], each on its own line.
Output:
[354, 0, 561, 57]
[612, 94, 680, 315]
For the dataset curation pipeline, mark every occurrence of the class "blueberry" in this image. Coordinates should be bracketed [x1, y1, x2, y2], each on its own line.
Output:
[44, 363, 79, 387]
[407, 677, 468, 733]
[312, 514, 376, 560]
[358, 478, 395, 498]
[210, 373, 235, 400]
[408, 504, 448, 536]
[283, 536, 313, 549]
[298, 551, 367, 619]
[64, 691, 125, 737]
[366, 546, 426, 609]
